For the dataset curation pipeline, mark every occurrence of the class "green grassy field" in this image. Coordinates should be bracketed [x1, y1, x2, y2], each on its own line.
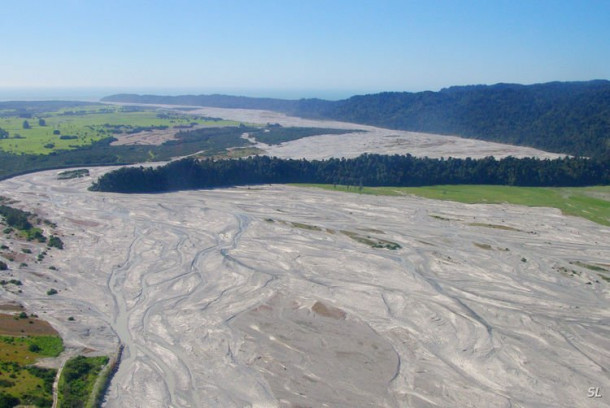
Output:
[0, 335, 63, 407]
[295, 184, 610, 226]
[0, 104, 241, 154]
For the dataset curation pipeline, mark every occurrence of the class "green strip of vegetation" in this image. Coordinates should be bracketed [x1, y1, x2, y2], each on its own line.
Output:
[57, 355, 109, 408]
[341, 230, 401, 250]
[249, 126, 360, 145]
[57, 169, 90, 180]
[294, 184, 610, 226]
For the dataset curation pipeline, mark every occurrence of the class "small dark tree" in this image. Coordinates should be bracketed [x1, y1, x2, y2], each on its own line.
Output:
[22, 120, 31, 129]
[48, 236, 64, 249]
[38, 118, 46, 126]
[28, 343, 41, 352]
[0, 128, 8, 139]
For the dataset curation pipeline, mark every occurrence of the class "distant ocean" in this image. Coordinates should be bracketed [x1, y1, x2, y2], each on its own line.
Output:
[0, 87, 366, 102]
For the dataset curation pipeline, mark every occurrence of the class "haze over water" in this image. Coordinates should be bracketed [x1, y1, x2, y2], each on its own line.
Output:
[0, 87, 363, 102]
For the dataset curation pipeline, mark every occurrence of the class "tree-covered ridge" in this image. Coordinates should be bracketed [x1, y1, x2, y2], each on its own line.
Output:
[323, 81, 610, 159]
[89, 154, 610, 194]
[103, 80, 610, 159]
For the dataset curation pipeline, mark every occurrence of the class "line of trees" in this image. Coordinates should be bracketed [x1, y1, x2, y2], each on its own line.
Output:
[89, 154, 610, 193]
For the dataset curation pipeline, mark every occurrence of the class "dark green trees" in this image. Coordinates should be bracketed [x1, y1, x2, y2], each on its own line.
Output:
[90, 154, 610, 194]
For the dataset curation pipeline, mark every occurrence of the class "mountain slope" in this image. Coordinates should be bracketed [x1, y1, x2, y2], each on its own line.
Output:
[323, 81, 610, 158]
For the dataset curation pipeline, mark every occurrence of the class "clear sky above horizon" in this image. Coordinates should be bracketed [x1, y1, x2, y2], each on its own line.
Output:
[1, 0, 609, 98]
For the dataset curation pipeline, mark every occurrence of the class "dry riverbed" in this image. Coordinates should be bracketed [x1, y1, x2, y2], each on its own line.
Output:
[0, 166, 608, 407]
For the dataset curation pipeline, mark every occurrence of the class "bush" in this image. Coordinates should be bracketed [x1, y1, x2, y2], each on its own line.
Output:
[46, 289, 58, 296]
[0, 392, 20, 407]
[0, 261, 7, 270]
[28, 343, 41, 352]
[47, 236, 63, 250]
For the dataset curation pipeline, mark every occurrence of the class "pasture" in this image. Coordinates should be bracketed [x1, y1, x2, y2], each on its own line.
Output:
[297, 184, 610, 226]
[0, 104, 241, 154]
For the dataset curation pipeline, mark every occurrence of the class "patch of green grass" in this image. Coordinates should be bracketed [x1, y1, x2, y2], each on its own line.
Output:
[468, 222, 522, 232]
[294, 184, 610, 226]
[291, 222, 323, 231]
[0, 336, 63, 363]
[474, 243, 493, 250]
[226, 147, 265, 158]
[199, 146, 265, 160]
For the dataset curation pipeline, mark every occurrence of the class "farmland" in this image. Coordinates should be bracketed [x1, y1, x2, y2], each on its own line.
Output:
[0, 104, 240, 155]
[296, 184, 610, 226]
[0, 318, 62, 408]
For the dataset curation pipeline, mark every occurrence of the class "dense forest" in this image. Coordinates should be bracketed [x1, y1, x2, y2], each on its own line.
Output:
[90, 154, 610, 193]
[104, 80, 610, 159]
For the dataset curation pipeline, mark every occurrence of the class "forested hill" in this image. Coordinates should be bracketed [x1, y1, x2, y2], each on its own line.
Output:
[322, 81, 610, 159]
[103, 80, 610, 159]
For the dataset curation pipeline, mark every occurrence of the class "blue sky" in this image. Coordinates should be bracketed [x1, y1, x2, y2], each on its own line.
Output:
[1, 0, 609, 98]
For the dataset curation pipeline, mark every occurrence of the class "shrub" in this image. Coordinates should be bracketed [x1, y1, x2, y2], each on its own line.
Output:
[0, 393, 20, 407]
[28, 343, 41, 352]
[48, 236, 63, 250]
